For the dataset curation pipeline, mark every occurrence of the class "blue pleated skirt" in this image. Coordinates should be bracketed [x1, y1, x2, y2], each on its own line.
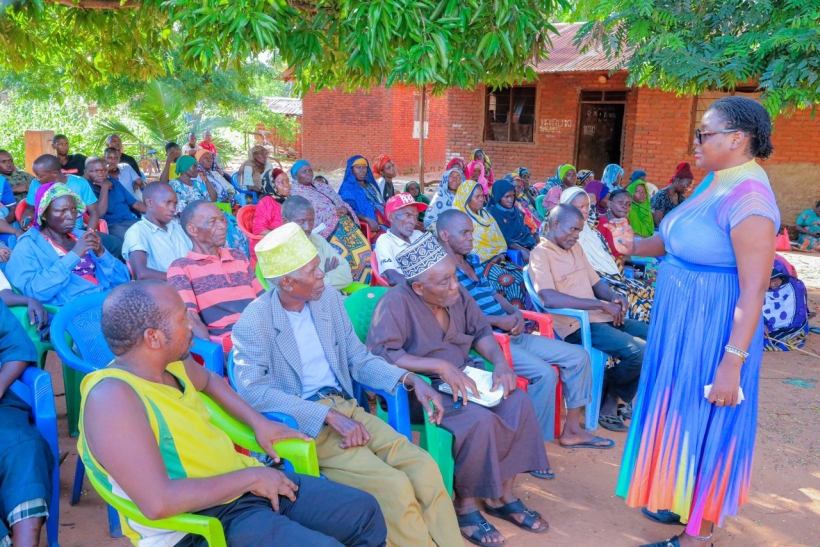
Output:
[616, 255, 762, 534]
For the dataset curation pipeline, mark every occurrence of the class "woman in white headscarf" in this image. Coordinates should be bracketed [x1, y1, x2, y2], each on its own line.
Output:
[560, 186, 654, 324]
[424, 167, 464, 231]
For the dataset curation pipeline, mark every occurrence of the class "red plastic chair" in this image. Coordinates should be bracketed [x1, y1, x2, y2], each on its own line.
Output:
[15, 200, 28, 222]
[236, 205, 263, 267]
[370, 250, 390, 287]
[82, 213, 109, 234]
[492, 311, 563, 439]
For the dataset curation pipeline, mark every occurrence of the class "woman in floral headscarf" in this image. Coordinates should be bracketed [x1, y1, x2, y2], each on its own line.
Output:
[471, 148, 494, 187]
[252, 168, 291, 235]
[6, 183, 129, 306]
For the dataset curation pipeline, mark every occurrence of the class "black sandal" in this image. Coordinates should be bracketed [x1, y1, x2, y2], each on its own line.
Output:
[484, 499, 548, 534]
[641, 535, 713, 547]
[598, 413, 628, 432]
[618, 402, 633, 420]
[457, 510, 505, 546]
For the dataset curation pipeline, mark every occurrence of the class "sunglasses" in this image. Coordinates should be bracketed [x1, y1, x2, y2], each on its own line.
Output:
[694, 128, 741, 145]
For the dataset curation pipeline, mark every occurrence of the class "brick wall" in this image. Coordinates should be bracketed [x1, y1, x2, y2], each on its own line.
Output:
[445, 74, 820, 224]
[301, 85, 447, 173]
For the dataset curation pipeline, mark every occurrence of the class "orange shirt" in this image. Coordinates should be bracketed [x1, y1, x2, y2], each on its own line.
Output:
[529, 238, 611, 338]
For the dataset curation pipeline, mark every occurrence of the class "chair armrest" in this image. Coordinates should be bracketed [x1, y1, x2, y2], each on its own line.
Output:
[506, 249, 523, 266]
[200, 394, 320, 477]
[50, 315, 98, 375]
[520, 310, 554, 338]
[86, 471, 228, 547]
[492, 333, 513, 367]
[341, 282, 369, 295]
[355, 382, 412, 442]
[191, 339, 224, 376]
[542, 307, 592, 351]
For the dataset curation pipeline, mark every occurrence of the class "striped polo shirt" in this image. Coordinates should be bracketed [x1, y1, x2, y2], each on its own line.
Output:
[455, 254, 505, 316]
[167, 248, 264, 344]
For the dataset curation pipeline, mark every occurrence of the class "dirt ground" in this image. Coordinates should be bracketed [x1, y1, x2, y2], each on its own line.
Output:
[48, 252, 820, 547]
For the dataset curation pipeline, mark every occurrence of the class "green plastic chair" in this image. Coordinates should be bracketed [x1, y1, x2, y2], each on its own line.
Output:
[84, 393, 320, 547]
[255, 262, 369, 296]
[214, 202, 232, 215]
[9, 304, 60, 369]
[342, 287, 455, 497]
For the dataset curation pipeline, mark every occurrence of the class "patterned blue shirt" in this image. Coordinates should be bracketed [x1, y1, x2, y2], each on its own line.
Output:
[455, 254, 505, 317]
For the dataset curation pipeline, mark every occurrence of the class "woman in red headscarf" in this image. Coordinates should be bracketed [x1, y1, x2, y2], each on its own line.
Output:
[252, 168, 292, 235]
[651, 162, 695, 227]
[373, 154, 397, 201]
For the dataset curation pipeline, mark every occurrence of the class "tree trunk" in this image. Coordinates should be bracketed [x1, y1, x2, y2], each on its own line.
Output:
[418, 85, 426, 192]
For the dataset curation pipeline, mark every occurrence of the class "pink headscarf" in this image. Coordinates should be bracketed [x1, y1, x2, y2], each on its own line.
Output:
[465, 161, 488, 194]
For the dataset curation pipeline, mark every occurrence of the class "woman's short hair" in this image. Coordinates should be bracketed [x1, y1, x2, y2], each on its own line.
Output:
[707, 96, 774, 160]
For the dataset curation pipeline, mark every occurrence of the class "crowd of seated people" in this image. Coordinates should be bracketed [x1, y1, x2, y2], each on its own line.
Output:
[3, 134, 812, 547]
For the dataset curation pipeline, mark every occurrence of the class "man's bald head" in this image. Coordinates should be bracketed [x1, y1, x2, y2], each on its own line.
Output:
[436, 209, 470, 237]
[32, 154, 61, 174]
[546, 204, 585, 250]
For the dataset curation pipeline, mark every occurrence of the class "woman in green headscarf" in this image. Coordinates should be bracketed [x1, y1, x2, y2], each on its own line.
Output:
[626, 179, 655, 238]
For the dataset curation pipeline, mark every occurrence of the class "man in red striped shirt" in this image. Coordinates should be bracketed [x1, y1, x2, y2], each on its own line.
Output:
[167, 201, 264, 351]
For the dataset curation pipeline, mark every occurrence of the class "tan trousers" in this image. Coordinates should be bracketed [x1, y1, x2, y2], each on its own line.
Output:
[315, 397, 461, 547]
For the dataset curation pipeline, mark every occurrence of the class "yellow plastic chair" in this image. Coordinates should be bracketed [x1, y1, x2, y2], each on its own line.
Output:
[84, 394, 319, 547]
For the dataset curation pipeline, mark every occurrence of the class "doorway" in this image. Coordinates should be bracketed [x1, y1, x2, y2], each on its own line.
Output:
[575, 91, 627, 179]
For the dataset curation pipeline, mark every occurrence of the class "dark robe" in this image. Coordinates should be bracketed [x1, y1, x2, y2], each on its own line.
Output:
[366, 282, 548, 499]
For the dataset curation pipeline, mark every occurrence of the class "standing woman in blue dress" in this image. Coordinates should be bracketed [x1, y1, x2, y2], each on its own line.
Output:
[613, 96, 780, 547]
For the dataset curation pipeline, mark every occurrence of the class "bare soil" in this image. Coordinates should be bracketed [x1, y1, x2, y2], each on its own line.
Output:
[50, 252, 820, 547]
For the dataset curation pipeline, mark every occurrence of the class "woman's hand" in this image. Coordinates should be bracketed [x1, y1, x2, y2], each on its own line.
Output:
[611, 222, 635, 256]
[708, 356, 742, 408]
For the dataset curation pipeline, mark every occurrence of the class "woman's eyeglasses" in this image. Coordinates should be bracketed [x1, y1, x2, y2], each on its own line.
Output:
[694, 128, 741, 145]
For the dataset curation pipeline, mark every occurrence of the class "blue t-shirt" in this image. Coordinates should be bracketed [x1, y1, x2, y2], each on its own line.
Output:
[0, 175, 14, 206]
[92, 178, 138, 224]
[26, 175, 99, 229]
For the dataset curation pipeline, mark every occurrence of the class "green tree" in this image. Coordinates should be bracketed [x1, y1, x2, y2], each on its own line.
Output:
[576, 0, 820, 113]
[1, 0, 569, 93]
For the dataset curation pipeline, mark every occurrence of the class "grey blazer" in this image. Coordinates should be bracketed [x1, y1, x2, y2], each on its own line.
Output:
[232, 286, 406, 438]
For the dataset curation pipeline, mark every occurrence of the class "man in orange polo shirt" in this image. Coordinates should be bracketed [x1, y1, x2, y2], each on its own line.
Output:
[529, 204, 647, 433]
[167, 200, 264, 351]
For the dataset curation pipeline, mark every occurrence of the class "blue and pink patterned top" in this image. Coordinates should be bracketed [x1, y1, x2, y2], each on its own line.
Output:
[660, 160, 780, 268]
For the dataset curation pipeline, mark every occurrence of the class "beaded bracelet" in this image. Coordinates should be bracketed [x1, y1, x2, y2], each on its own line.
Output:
[724, 344, 749, 363]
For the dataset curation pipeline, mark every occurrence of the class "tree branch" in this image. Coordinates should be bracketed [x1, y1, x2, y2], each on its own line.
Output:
[45, 0, 141, 8]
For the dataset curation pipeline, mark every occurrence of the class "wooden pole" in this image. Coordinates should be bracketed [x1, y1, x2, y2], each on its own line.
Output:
[418, 85, 426, 192]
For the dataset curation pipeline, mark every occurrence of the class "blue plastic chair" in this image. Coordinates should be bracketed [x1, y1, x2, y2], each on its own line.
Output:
[50, 291, 225, 538]
[523, 265, 605, 430]
[226, 351, 412, 443]
[10, 367, 61, 547]
[230, 172, 258, 205]
[505, 249, 524, 266]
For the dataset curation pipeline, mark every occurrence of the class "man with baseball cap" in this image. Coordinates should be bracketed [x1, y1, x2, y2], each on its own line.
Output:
[231, 223, 462, 547]
[374, 192, 428, 286]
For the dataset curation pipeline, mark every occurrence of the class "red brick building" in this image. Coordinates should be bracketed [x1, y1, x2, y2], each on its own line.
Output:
[301, 23, 820, 223]
[301, 84, 448, 173]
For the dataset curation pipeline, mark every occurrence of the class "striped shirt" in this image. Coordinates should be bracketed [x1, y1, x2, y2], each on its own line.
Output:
[167, 248, 264, 344]
[455, 254, 504, 316]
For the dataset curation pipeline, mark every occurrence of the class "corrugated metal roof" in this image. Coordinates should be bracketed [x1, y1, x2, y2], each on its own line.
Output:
[531, 23, 629, 74]
[263, 97, 303, 116]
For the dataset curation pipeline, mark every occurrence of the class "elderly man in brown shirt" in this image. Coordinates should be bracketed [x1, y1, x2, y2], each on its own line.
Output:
[529, 204, 648, 433]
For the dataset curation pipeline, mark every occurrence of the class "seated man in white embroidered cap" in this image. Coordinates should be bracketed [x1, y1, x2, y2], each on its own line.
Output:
[367, 232, 551, 545]
[231, 223, 461, 547]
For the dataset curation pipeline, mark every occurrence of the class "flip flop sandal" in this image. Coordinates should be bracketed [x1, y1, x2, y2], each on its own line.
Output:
[640, 536, 682, 547]
[484, 499, 549, 534]
[559, 436, 615, 449]
[529, 470, 556, 479]
[598, 413, 628, 432]
[618, 402, 633, 420]
[641, 508, 682, 525]
[457, 510, 506, 546]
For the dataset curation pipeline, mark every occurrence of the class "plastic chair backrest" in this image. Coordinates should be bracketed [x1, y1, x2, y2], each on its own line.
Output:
[235, 205, 257, 238]
[370, 250, 389, 287]
[10, 368, 60, 547]
[51, 291, 224, 376]
[342, 287, 389, 343]
[15, 199, 28, 222]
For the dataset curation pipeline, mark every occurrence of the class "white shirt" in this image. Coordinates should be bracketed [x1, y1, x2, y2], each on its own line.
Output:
[284, 305, 340, 399]
[375, 229, 424, 275]
[115, 163, 143, 199]
[122, 219, 192, 272]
